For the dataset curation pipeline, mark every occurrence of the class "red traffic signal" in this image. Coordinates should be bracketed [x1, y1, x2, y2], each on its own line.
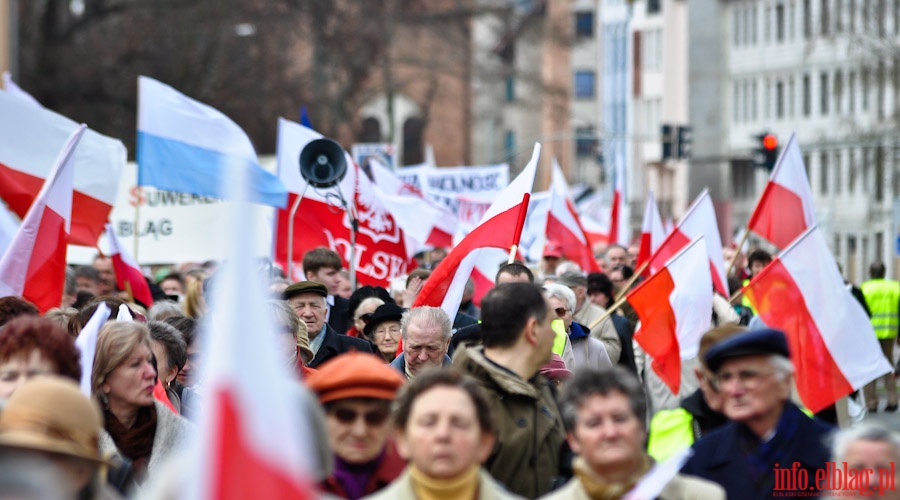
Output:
[762, 134, 778, 151]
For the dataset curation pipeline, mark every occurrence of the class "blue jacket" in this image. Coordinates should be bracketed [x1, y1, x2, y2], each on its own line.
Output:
[681, 402, 833, 500]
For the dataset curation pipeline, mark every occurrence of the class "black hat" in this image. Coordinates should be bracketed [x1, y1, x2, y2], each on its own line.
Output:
[704, 328, 790, 373]
[363, 303, 405, 338]
[282, 281, 328, 300]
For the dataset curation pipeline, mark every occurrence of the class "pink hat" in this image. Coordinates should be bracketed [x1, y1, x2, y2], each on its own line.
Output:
[540, 354, 573, 382]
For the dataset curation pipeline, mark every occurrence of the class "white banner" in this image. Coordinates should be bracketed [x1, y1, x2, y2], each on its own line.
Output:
[68, 162, 274, 265]
[396, 163, 509, 217]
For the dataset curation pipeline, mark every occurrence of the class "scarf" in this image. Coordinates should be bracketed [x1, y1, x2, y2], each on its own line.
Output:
[409, 464, 480, 500]
[104, 405, 157, 482]
[332, 451, 384, 500]
[573, 455, 651, 500]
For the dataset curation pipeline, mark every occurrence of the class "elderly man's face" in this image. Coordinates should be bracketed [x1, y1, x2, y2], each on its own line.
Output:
[403, 320, 449, 376]
[842, 439, 900, 497]
[715, 355, 790, 429]
[606, 247, 627, 267]
[287, 293, 327, 339]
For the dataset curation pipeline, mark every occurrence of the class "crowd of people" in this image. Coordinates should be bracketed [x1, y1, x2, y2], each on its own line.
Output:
[0, 241, 898, 499]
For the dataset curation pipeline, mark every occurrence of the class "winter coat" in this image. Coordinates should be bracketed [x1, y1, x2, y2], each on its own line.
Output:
[539, 473, 725, 500]
[362, 468, 525, 500]
[561, 322, 613, 371]
[453, 346, 567, 498]
[573, 302, 622, 363]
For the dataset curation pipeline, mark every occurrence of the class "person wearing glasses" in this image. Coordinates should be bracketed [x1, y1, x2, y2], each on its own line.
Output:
[364, 304, 405, 363]
[681, 328, 834, 500]
[543, 283, 612, 372]
[307, 351, 407, 499]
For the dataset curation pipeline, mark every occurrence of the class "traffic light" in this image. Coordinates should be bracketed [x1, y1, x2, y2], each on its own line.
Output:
[754, 133, 779, 170]
[677, 126, 692, 159]
[661, 124, 674, 160]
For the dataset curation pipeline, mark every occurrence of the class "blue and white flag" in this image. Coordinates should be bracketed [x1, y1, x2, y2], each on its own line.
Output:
[136, 76, 287, 208]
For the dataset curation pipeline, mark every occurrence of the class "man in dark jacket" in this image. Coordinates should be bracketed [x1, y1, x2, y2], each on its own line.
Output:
[283, 281, 375, 368]
[453, 282, 567, 498]
[681, 328, 834, 500]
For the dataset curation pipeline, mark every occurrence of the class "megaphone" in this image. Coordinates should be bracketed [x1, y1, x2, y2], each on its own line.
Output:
[299, 138, 347, 188]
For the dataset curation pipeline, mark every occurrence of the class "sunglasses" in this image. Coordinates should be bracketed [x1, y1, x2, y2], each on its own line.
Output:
[554, 307, 568, 317]
[358, 312, 374, 324]
[332, 407, 390, 426]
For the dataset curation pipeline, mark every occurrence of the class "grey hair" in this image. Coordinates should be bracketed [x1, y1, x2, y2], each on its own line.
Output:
[558, 367, 648, 432]
[831, 423, 900, 463]
[401, 306, 452, 341]
[64, 267, 77, 296]
[147, 301, 186, 322]
[355, 297, 385, 320]
[543, 283, 576, 312]
[768, 354, 795, 382]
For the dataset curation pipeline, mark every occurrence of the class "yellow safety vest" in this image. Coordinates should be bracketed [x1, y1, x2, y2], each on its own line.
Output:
[741, 278, 757, 315]
[647, 408, 695, 462]
[861, 279, 900, 340]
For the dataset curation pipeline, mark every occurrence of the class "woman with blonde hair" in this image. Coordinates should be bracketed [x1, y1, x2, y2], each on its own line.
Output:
[182, 271, 208, 319]
[92, 321, 192, 484]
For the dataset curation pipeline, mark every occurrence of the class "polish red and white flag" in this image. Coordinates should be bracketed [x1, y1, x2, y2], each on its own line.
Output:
[747, 134, 816, 249]
[649, 189, 729, 297]
[636, 190, 666, 276]
[0, 125, 85, 312]
[413, 144, 540, 320]
[0, 85, 125, 246]
[608, 156, 629, 246]
[273, 118, 416, 286]
[743, 225, 892, 413]
[629, 237, 713, 394]
[546, 161, 600, 273]
[105, 224, 154, 307]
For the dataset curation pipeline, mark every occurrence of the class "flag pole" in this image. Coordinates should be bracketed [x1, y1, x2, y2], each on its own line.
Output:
[133, 191, 140, 262]
[613, 261, 649, 302]
[508, 193, 531, 264]
[589, 294, 627, 330]
[726, 229, 751, 280]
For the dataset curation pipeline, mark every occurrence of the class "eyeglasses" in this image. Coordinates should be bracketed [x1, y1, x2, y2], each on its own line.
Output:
[374, 326, 402, 337]
[332, 407, 390, 426]
[710, 369, 777, 391]
[554, 307, 568, 317]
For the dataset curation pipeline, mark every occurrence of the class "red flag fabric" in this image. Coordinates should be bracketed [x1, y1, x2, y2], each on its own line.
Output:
[743, 226, 891, 413]
[747, 134, 816, 249]
[0, 125, 85, 312]
[648, 189, 729, 297]
[105, 223, 153, 307]
[637, 190, 666, 277]
[546, 161, 600, 273]
[629, 238, 713, 394]
[273, 118, 415, 286]
[0, 89, 125, 246]
[413, 144, 541, 320]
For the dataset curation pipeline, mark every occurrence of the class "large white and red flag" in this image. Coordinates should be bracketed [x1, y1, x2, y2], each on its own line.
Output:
[273, 118, 416, 286]
[636, 190, 666, 276]
[0, 125, 85, 312]
[547, 161, 600, 273]
[747, 134, 816, 249]
[0, 201, 18, 258]
[413, 144, 540, 320]
[649, 189, 729, 297]
[369, 158, 456, 249]
[629, 237, 713, 394]
[190, 140, 317, 499]
[105, 224, 153, 307]
[0, 85, 125, 246]
[608, 156, 629, 246]
[743, 226, 892, 413]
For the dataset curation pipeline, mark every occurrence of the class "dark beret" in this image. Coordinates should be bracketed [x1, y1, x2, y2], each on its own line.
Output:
[704, 328, 790, 373]
[282, 281, 328, 300]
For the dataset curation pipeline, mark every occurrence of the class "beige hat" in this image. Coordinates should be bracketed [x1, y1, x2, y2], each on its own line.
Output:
[0, 376, 105, 464]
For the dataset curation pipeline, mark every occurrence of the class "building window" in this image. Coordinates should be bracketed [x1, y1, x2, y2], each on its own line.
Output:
[862, 68, 870, 110]
[777, 3, 786, 40]
[733, 8, 741, 46]
[820, 72, 829, 114]
[789, 0, 796, 39]
[402, 117, 425, 166]
[765, 6, 773, 41]
[752, 80, 759, 120]
[834, 70, 843, 113]
[505, 76, 515, 102]
[751, 6, 759, 44]
[849, 71, 857, 111]
[765, 81, 772, 118]
[803, 74, 812, 116]
[849, 149, 857, 192]
[359, 117, 382, 143]
[876, 145, 885, 201]
[647, 0, 661, 14]
[849, 0, 856, 31]
[834, 151, 842, 194]
[575, 126, 598, 157]
[877, 62, 886, 119]
[820, 151, 829, 194]
[734, 83, 742, 122]
[804, 0, 813, 37]
[575, 70, 596, 98]
[788, 77, 795, 116]
[504, 130, 516, 161]
[836, 0, 843, 32]
[776, 81, 786, 118]
[575, 11, 594, 38]
[821, 0, 830, 35]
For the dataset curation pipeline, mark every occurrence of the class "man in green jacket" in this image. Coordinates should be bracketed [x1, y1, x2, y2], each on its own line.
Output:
[862, 261, 900, 412]
[453, 282, 567, 498]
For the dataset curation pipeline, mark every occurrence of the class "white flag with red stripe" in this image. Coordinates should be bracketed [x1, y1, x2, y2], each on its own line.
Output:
[636, 190, 666, 276]
[0, 201, 18, 258]
[747, 134, 816, 249]
[273, 118, 415, 286]
[413, 144, 540, 320]
[0, 87, 125, 246]
[629, 237, 713, 394]
[0, 125, 84, 312]
[609, 156, 629, 245]
[191, 147, 316, 499]
[547, 161, 600, 273]
[744, 225, 891, 413]
[105, 224, 154, 307]
[649, 189, 729, 297]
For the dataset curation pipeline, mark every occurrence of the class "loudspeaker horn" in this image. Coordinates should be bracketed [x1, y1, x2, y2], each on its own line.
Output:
[299, 138, 347, 188]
